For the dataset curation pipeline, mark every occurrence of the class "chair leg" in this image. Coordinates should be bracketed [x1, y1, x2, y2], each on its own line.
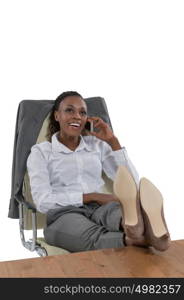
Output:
[19, 202, 48, 255]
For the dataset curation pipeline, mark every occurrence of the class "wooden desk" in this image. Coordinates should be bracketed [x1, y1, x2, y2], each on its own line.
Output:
[0, 240, 184, 278]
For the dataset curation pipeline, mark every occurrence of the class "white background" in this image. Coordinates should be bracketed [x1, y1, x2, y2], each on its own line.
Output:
[0, 0, 183, 261]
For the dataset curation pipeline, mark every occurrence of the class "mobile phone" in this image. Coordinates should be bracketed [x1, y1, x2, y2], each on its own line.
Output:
[85, 121, 94, 132]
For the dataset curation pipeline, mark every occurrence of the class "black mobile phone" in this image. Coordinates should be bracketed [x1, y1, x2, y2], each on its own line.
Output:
[85, 121, 93, 132]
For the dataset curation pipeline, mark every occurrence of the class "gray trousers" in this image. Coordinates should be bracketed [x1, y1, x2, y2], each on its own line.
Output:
[44, 201, 125, 252]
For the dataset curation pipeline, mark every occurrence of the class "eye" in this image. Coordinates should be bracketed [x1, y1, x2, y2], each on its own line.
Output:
[65, 108, 74, 113]
[80, 111, 87, 115]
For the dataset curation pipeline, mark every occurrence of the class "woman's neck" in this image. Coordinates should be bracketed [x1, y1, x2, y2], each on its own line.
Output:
[58, 133, 80, 151]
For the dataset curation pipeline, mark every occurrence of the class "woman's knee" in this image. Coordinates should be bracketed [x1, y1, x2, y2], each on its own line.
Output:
[43, 213, 101, 252]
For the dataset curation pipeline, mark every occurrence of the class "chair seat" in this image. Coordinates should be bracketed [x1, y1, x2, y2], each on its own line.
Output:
[37, 237, 70, 256]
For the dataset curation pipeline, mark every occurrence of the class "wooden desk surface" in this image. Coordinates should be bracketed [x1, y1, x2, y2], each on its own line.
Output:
[0, 240, 184, 278]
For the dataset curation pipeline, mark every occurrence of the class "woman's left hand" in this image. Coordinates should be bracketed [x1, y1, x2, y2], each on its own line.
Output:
[87, 117, 114, 143]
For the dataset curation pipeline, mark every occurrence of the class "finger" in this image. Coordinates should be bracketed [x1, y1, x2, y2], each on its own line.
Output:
[95, 121, 108, 130]
[87, 116, 102, 123]
[94, 119, 105, 127]
[87, 117, 107, 130]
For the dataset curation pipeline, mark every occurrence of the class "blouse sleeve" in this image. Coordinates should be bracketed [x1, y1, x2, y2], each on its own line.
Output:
[101, 141, 139, 187]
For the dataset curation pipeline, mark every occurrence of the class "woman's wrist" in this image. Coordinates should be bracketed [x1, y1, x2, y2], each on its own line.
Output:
[83, 193, 97, 204]
[83, 193, 120, 205]
[106, 135, 122, 150]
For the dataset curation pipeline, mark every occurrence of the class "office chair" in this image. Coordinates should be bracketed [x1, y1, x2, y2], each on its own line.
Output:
[8, 97, 114, 256]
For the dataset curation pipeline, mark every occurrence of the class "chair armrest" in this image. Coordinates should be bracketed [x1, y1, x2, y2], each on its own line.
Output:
[15, 194, 37, 213]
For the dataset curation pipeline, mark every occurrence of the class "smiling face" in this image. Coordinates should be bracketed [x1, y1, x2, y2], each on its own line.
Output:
[54, 96, 88, 138]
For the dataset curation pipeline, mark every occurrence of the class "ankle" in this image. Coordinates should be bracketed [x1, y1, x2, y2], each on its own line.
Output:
[124, 235, 148, 247]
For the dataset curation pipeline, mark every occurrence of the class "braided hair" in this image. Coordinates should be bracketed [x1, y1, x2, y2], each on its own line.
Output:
[47, 91, 83, 141]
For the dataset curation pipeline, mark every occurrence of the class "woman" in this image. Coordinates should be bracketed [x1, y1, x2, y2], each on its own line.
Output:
[27, 91, 170, 252]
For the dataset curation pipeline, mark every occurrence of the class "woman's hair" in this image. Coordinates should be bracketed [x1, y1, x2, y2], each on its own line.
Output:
[46, 91, 83, 141]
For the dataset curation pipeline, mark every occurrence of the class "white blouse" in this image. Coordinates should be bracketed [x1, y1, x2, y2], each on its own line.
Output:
[27, 132, 139, 214]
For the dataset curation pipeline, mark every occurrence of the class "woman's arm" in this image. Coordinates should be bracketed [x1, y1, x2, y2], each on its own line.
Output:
[83, 193, 119, 205]
[87, 116, 139, 185]
[105, 135, 122, 151]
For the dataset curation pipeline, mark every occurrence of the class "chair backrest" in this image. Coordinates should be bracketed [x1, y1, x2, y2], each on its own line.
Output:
[23, 112, 50, 229]
[9, 97, 114, 229]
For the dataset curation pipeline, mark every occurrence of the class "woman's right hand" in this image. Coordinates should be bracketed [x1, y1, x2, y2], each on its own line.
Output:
[83, 193, 120, 205]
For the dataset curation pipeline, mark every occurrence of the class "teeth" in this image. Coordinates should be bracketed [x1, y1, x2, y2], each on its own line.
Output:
[69, 123, 80, 127]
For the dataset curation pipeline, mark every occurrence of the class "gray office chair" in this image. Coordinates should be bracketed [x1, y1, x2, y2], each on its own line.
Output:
[8, 97, 114, 256]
